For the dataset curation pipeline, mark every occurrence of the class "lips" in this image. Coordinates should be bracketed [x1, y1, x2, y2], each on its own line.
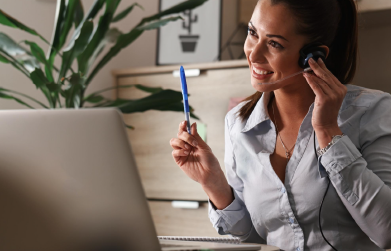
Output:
[252, 66, 274, 80]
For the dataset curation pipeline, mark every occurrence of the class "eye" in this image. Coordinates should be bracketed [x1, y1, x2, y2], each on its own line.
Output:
[268, 40, 284, 49]
[247, 27, 257, 37]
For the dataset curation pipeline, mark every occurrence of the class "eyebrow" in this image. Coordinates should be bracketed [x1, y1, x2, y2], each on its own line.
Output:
[249, 21, 289, 42]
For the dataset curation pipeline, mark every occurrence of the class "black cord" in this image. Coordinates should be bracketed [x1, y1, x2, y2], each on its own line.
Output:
[314, 131, 339, 251]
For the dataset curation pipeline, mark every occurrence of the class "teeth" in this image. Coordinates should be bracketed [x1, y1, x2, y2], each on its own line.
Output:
[254, 68, 273, 75]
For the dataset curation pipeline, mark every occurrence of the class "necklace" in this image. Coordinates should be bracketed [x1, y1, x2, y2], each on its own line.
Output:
[271, 97, 295, 161]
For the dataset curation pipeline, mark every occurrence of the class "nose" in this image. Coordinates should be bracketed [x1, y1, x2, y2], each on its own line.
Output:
[247, 39, 267, 64]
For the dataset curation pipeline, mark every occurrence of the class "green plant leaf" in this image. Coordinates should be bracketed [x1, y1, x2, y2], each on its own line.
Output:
[113, 90, 199, 119]
[47, 0, 66, 68]
[93, 98, 132, 107]
[30, 68, 55, 107]
[63, 73, 85, 108]
[134, 84, 163, 94]
[0, 32, 40, 72]
[118, 89, 180, 113]
[74, 0, 84, 28]
[0, 9, 49, 44]
[0, 87, 48, 108]
[30, 68, 51, 89]
[0, 92, 34, 109]
[77, 27, 122, 76]
[137, 16, 183, 30]
[77, 0, 120, 76]
[85, 28, 143, 86]
[125, 124, 135, 130]
[84, 94, 105, 103]
[68, 0, 105, 44]
[23, 41, 54, 81]
[59, 20, 93, 81]
[0, 54, 10, 63]
[59, 0, 80, 50]
[112, 3, 143, 23]
[140, 0, 207, 24]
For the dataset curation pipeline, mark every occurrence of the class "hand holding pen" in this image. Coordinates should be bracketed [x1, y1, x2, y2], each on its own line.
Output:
[169, 67, 232, 209]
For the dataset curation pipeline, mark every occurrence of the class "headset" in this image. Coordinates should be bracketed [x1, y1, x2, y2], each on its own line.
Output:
[298, 42, 327, 69]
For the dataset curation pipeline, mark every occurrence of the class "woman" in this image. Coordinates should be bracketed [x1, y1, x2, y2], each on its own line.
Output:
[169, 0, 391, 250]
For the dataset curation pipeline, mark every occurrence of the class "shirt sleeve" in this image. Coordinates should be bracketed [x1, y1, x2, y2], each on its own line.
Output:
[208, 114, 265, 244]
[318, 92, 391, 249]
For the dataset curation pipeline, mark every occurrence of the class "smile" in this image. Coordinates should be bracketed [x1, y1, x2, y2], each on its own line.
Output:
[252, 66, 274, 80]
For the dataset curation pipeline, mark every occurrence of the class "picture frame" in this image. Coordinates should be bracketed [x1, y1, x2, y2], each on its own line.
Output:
[156, 0, 222, 65]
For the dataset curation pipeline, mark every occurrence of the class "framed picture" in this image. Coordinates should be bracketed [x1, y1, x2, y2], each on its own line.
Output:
[156, 0, 222, 65]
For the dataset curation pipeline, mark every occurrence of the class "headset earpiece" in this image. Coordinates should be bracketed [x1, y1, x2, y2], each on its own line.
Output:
[298, 42, 327, 69]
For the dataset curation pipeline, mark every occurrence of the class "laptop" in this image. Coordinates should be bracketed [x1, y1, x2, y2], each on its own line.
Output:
[0, 108, 277, 251]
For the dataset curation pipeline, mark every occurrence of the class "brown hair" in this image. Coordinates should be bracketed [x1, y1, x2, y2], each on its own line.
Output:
[237, 0, 358, 122]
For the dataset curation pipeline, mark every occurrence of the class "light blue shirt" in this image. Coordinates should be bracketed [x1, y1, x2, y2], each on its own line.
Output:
[208, 84, 391, 251]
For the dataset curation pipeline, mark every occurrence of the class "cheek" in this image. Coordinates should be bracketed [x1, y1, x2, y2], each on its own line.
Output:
[244, 37, 252, 57]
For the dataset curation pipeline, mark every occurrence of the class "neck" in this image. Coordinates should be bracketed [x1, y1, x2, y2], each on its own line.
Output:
[271, 83, 315, 127]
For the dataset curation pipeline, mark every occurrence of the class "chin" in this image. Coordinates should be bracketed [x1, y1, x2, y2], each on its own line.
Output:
[251, 78, 279, 93]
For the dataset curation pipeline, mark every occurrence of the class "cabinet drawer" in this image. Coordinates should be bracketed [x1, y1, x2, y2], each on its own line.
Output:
[148, 201, 221, 237]
[117, 64, 253, 200]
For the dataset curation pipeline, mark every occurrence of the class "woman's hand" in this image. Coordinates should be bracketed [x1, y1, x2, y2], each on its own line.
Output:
[303, 57, 347, 148]
[170, 121, 224, 186]
[170, 121, 234, 209]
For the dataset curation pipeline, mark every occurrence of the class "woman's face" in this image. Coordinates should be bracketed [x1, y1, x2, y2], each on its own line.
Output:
[244, 0, 309, 92]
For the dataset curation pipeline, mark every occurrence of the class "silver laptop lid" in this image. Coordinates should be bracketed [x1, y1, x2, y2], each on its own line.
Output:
[0, 108, 161, 251]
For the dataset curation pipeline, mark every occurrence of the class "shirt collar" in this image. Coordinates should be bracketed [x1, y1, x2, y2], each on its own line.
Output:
[241, 91, 274, 133]
[241, 91, 316, 133]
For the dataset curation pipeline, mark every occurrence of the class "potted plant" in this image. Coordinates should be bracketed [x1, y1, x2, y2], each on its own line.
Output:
[0, 0, 205, 128]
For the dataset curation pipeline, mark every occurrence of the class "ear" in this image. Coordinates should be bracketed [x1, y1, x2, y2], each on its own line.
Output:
[318, 45, 330, 59]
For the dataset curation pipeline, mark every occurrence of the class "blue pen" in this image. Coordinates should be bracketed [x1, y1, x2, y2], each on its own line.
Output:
[180, 66, 191, 135]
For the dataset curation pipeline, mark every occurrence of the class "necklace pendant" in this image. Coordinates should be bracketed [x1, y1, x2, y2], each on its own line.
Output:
[285, 152, 290, 159]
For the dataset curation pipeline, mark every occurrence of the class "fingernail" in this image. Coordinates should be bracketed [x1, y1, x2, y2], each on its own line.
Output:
[309, 58, 315, 64]
[318, 58, 324, 64]
[193, 140, 198, 146]
[184, 144, 190, 149]
[184, 150, 189, 155]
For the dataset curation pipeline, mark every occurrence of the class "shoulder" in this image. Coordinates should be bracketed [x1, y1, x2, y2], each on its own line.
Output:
[342, 84, 391, 111]
[225, 100, 251, 131]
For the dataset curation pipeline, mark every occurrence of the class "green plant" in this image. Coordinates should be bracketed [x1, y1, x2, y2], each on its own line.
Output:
[0, 0, 205, 128]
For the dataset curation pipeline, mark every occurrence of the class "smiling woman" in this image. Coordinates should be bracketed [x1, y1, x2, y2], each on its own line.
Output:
[169, 0, 391, 250]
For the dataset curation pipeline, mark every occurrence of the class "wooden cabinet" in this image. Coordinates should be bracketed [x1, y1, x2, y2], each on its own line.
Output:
[113, 60, 254, 236]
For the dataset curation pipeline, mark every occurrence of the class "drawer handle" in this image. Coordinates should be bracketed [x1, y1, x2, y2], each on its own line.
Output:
[173, 69, 200, 77]
[171, 201, 199, 209]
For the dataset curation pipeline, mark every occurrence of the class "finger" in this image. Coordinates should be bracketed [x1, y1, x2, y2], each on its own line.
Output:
[190, 122, 212, 151]
[317, 58, 348, 94]
[309, 58, 338, 91]
[304, 73, 331, 96]
[170, 138, 191, 150]
[178, 126, 199, 148]
[172, 149, 190, 160]
[303, 73, 326, 96]
[178, 120, 187, 134]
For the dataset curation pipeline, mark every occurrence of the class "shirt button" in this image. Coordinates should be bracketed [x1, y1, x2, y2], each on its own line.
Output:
[281, 187, 286, 193]
[296, 248, 301, 251]
[289, 217, 295, 224]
